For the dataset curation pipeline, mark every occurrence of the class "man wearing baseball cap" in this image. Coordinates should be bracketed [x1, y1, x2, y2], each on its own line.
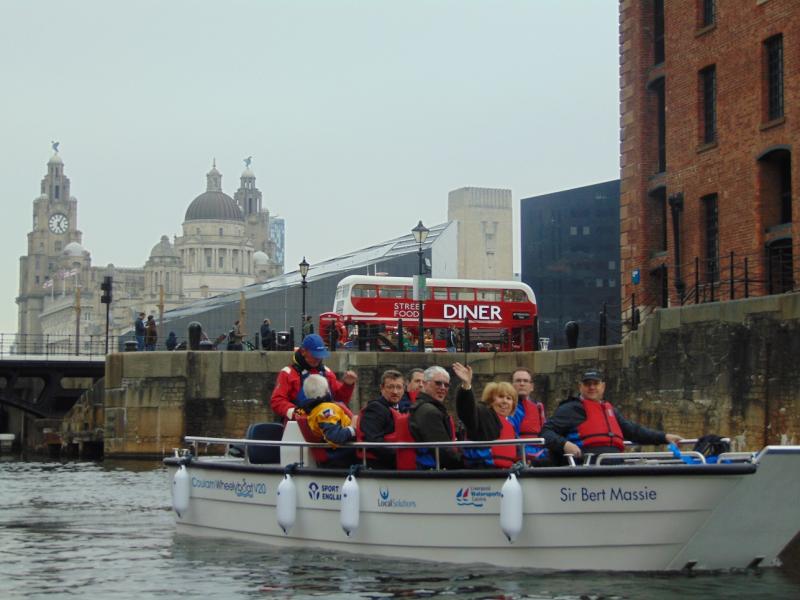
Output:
[270, 333, 358, 421]
[540, 370, 681, 463]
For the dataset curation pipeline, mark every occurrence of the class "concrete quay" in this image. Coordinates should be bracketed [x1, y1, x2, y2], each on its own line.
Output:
[59, 293, 800, 458]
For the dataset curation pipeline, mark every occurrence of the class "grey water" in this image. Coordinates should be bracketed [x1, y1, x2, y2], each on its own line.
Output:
[1, 458, 799, 600]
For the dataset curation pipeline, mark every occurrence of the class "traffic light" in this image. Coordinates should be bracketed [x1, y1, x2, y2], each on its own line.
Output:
[100, 276, 113, 304]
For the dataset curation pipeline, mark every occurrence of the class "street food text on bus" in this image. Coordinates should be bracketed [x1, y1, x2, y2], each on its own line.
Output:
[392, 302, 421, 319]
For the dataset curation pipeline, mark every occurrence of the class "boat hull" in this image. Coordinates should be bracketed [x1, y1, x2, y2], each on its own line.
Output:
[165, 447, 800, 571]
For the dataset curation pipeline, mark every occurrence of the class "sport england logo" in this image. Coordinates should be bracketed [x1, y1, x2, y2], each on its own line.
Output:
[455, 486, 500, 508]
[307, 482, 342, 501]
[308, 482, 320, 500]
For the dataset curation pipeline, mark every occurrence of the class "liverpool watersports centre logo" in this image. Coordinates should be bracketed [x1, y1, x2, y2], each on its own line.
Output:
[455, 486, 500, 508]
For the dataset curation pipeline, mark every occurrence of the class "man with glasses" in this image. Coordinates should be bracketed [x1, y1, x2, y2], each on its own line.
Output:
[511, 368, 548, 462]
[356, 370, 416, 470]
[541, 370, 682, 464]
[408, 366, 464, 469]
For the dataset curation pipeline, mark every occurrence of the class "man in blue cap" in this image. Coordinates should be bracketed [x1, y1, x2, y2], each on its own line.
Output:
[270, 333, 358, 421]
[540, 369, 681, 463]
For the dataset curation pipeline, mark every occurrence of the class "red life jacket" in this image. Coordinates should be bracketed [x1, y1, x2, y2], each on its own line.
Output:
[519, 397, 545, 437]
[576, 398, 625, 450]
[294, 412, 330, 464]
[489, 416, 519, 468]
[355, 406, 417, 470]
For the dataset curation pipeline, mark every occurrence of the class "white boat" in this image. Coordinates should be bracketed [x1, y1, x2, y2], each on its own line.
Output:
[165, 422, 800, 572]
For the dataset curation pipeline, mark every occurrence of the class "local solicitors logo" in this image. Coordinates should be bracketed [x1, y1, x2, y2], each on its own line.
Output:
[455, 486, 500, 508]
[377, 486, 417, 509]
[307, 481, 342, 501]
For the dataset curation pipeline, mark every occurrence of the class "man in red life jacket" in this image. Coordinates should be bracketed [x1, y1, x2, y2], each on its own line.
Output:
[512, 367, 548, 462]
[270, 333, 358, 421]
[397, 367, 424, 413]
[356, 369, 416, 470]
[540, 370, 682, 463]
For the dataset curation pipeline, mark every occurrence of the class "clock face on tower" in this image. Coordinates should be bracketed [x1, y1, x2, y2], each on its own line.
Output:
[49, 213, 69, 234]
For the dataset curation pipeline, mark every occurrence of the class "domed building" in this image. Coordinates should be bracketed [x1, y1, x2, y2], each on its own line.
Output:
[144, 235, 183, 301]
[174, 162, 258, 299]
[253, 250, 271, 282]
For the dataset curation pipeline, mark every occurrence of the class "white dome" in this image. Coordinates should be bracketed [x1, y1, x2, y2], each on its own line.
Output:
[63, 242, 85, 257]
[241, 167, 255, 178]
[149, 235, 178, 258]
[48, 153, 63, 165]
[253, 251, 269, 265]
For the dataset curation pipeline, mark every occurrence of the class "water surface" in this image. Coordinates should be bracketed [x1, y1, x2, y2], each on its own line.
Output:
[1, 458, 798, 599]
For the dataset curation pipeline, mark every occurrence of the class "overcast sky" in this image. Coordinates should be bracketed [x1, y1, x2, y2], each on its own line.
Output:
[0, 0, 619, 334]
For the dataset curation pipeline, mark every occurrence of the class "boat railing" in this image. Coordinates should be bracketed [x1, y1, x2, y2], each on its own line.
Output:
[593, 451, 707, 465]
[621, 438, 731, 447]
[184, 435, 547, 470]
[182, 435, 746, 471]
[718, 451, 758, 463]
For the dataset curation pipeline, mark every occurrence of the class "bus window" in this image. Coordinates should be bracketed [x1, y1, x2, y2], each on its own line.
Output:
[503, 289, 527, 303]
[433, 288, 448, 301]
[379, 285, 405, 299]
[352, 284, 378, 298]
[477, 289, 502, 301]
[452, 288, 475, 301]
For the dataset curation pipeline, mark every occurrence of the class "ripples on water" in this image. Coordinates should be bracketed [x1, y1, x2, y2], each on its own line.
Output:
[1, 458, 799, 599]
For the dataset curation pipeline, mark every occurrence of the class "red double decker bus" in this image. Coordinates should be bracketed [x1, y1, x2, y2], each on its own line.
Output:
[319, 275, 538, 351]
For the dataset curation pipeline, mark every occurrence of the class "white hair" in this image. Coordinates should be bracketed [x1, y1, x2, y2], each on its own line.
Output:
[423, 366, 450, 382]
[303, 373, 330, 400]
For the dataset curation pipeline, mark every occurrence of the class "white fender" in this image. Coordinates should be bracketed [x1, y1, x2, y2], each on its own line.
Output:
[500, 472, 523, 543]
[340, 474, 360, 537]
[276, 474, 297, 534]
[172, 465, 190, 518]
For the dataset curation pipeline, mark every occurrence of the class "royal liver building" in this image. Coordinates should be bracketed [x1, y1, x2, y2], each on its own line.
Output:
[16, 146, 284, 350]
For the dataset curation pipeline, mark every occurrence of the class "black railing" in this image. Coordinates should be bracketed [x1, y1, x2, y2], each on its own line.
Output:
[620, 242, 798, 336]
[2, 334, 109, 358]
[1, 333, 201, 358]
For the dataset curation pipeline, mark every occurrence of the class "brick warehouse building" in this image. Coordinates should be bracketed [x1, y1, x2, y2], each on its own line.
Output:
[619, 0, 798, 328]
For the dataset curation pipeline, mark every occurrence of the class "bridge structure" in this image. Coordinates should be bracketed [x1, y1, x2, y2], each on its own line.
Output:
[0, 333, 106, 418]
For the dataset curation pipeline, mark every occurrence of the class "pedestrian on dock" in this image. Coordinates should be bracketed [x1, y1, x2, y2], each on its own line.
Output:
[134, 312, 146, 351]
[144, 315, 157, 351]
[260, 319, 273, 350]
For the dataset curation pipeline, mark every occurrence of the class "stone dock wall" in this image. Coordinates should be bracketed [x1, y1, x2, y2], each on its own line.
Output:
[63, 293, 800, 457]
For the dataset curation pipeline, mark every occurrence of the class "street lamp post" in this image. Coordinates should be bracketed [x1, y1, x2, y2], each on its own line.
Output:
[411, 220, 430, 353]
[299, 257, 310, 338]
